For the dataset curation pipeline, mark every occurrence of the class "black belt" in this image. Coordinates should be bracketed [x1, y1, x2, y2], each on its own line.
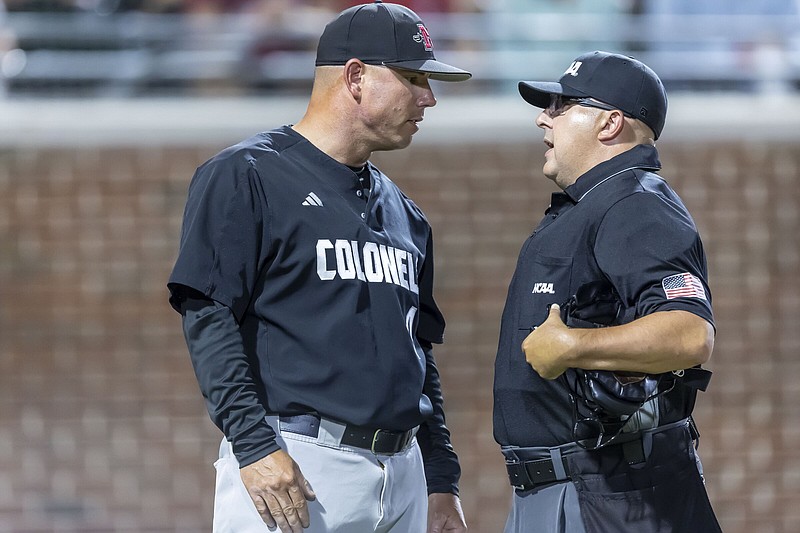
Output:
[278, 414, 414, 455]
[504, 418, 693, 491]
[505, 456, 570, 491]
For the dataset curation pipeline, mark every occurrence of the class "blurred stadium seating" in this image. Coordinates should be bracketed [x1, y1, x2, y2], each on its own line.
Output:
[0, 0, 799, 96]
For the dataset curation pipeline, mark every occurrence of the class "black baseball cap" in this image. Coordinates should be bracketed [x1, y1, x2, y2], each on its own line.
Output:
[315, 1, 472, 82]
[519, 51, 667, 139]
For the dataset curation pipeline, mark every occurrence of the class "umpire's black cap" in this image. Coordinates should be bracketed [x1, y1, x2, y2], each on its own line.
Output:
[315, 1, 472, 82]
[519, 51, 667, 139]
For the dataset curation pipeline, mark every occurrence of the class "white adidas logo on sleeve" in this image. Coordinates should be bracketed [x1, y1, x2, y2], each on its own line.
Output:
[302, 192, 323, 207]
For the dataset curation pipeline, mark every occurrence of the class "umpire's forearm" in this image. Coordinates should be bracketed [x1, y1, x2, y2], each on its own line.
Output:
[568, 309, 714, 374]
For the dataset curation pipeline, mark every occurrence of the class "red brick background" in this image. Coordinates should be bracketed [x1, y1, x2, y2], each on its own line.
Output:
[1, 138, 798, 532]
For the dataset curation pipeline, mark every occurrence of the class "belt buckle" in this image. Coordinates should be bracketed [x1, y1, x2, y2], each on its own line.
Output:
[370, 429, 387, 454]
[371, 428, 409, 454]
[505, 459, 527, 491]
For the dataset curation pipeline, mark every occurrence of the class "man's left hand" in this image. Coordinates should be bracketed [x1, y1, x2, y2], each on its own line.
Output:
[522, 303, 575, 379]
[427, 492, 467, 533]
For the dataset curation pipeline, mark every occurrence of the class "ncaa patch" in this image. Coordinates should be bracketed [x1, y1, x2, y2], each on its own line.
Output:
[662, 272, 706, 301]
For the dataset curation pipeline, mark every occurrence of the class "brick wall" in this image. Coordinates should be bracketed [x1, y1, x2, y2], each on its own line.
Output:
[0, 139, 797, 532]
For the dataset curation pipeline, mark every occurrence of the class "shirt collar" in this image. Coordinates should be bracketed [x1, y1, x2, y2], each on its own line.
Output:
[563, 144, 661, 203]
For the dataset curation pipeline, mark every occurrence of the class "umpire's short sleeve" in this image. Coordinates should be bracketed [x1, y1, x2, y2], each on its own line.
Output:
[168, 156, 269, 322]
[595, 192, 714, 326]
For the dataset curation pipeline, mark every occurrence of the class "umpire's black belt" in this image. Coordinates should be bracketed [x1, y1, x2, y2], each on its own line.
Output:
[278, 414, 414, 455]
[505, 454, 571, 490]
[503, 418, 692, 491]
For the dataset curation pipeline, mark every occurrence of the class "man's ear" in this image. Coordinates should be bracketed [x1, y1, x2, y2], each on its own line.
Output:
[597, 109, 625, 142]
[343, 59, 365, 102]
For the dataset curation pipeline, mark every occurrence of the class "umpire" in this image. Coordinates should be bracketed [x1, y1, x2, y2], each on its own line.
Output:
[493, 51, 722, 532]
[167, 2, 470, 532]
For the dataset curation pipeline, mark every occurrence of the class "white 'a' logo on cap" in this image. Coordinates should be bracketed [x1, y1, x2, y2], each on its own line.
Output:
[564, 61, 582, 77]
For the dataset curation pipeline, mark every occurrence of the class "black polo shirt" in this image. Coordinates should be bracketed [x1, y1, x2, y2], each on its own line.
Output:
[168, 127, 460, 493]
[493, 144, 714, 448]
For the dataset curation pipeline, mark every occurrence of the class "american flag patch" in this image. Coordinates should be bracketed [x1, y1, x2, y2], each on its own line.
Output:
[662, 273, 707, 300]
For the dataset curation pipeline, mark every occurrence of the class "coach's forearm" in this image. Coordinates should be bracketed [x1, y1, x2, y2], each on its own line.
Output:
[181, 296, 278, 466]
[418, 342, 461, 495]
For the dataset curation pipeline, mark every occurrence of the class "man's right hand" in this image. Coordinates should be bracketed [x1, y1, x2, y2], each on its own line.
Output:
[240, 449, 316, 533]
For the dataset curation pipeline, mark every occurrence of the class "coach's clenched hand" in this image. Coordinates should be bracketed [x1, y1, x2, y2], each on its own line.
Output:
[240, 449, 316, 533]
[522, 304, 578, 379]
[428, 492, 467, 533]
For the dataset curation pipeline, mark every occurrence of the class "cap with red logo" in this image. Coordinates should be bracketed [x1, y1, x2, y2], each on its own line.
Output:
[315, 1, 471, 82]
